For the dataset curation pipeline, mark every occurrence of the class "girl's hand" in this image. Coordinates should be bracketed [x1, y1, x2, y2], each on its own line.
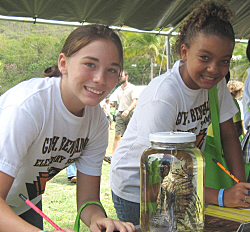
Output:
[89, 217, 136, 232]
[223, 182, 250, 208]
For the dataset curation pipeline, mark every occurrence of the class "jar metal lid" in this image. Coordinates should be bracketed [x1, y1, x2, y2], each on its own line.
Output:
[149, 132, 196, 143]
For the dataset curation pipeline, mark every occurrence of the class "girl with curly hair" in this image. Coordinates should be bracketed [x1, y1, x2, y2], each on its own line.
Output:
[110, 0, 250, 227]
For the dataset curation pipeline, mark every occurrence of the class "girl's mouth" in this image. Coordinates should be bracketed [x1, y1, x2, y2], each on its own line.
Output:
[202, 75, 216, 81]
[85, 86, 104, 95]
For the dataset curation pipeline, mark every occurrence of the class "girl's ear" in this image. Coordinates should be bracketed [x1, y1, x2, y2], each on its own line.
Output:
[180, 44, 188, 61]
[58, 53, 68, 75]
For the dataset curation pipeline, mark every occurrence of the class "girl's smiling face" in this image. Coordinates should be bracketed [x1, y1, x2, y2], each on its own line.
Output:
[59, 38, 120, 116]
[179, 33, 234, 90]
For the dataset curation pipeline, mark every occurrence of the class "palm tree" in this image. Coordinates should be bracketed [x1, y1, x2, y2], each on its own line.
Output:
[230, 42, 249, 82]
[123, 32, 167, 80]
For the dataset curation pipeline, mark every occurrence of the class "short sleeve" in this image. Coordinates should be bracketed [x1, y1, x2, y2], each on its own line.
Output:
[0, 105, 39, 177]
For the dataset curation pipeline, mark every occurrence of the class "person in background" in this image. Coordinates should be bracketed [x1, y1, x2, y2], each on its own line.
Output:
[110, 101, 117, 122]
[103, 98, 113, 130]
[227, 79, 244, 140]
[0, 24, 135, 232]
[112, 71, 138, 153]
[110, 0, 250, 226]
[104, 71, 138, 164]
[241, 39, 250, 162]
[44, 66, 78, 183]
[66, 162, 77, 183]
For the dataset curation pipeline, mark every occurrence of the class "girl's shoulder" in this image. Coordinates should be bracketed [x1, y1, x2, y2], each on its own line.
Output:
[0, 77, 59, 108]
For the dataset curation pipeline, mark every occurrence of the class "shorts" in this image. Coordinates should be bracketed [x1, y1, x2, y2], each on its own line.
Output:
[107, 115, 112, 124]
[115, 110, 134, 136]
[112, 191, 140, 226]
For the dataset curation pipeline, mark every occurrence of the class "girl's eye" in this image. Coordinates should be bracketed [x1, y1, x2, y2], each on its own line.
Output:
[108, 68, 118, 73]
[221, 60, 230, 64]
[200, 56, 209, 60]
[86, 63, 95, 68]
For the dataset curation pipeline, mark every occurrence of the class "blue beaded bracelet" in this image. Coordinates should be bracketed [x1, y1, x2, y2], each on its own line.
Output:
[218, 188, 225, 207]
[39, 231, 48, 232]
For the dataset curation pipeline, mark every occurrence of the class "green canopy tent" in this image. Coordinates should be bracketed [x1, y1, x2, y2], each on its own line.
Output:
[0, 0, 249, 69]
[0, 0, 249, 38]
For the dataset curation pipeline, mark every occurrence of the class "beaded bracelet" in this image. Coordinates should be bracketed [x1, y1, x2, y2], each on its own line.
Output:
[73, 201, 107, 231]
[218, 188, 225, 207]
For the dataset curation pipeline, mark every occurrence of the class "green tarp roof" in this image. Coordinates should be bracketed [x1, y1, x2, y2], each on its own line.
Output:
[0, 0, 249, 39]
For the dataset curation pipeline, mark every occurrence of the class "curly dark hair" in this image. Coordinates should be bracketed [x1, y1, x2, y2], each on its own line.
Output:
[174, 0, 235, 55]
[247, 39, 250, 63]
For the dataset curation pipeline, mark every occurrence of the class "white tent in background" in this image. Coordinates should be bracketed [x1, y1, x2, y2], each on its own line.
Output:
[109, 85, 147, 102]
[100, 85, 147, 108]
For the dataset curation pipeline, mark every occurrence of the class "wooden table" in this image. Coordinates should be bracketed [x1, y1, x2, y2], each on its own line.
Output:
[136, 217, 241, 231]
[204, 204, 250, 232]
[136, 218, 241, 231]
[135, 205, 250, 231]
[204, 215, 241, 231]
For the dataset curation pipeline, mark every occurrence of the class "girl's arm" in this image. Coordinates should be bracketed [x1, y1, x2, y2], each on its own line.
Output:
[205, 185, 250, 208]
[77, 171, 135, 232]
[220, 118, 246, 182]
[0, 171, 75, 232]
[205, 118, 250, 208]
[0, 171, 40, 232]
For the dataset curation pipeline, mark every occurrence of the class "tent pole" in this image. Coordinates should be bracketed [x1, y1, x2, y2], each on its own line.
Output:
[166, 36, 171, 70]
[0, 15, 179, 36]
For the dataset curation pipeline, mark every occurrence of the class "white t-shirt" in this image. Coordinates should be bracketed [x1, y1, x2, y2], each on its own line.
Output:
[110, 60, 237, 203]
[0, 77, 108, 215]
[103, 102, 110, 116]
[117, 83, 138, 111]
[243, 68, 250, 130]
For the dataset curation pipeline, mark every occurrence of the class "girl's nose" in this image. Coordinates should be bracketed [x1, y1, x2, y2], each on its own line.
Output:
[207, 62, 220, 74]
[93, 71, 106, 84]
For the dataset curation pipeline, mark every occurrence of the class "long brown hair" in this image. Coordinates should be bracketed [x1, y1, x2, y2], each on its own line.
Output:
[44, 65, 61, 77]
[61, 24, 123, 74]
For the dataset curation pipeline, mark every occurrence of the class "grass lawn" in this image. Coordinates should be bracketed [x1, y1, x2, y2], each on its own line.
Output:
[43, 125, 116, 231]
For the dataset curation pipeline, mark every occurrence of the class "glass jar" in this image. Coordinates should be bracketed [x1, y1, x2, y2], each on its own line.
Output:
[140, 132, 205, 232]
